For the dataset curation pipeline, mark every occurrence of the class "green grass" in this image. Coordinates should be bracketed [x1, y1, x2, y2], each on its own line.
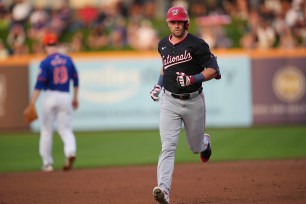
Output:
[0, 125, 306, 173]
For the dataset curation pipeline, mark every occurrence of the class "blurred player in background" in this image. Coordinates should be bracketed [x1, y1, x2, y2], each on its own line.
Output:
[150, 6, 221, 204]
[26, 33, 79, 172]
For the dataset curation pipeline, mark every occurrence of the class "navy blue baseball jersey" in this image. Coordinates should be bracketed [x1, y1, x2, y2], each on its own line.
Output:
[158, 33, 220, 94]
[35, 53, 79, 92]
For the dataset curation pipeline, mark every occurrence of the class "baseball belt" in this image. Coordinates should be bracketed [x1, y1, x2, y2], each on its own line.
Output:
[164, 87, 203, 100]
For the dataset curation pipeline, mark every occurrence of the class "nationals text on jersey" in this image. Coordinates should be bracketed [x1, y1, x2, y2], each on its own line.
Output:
[162, 50, 192, 69]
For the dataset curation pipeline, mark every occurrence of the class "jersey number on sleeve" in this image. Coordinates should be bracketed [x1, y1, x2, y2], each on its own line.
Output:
[53, 66, 68, 84]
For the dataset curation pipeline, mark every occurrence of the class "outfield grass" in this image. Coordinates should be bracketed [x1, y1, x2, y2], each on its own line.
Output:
[0, 125, 305, 173]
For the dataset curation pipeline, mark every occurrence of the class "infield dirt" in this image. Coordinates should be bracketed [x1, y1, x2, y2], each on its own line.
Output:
[1, 159, 305, 204]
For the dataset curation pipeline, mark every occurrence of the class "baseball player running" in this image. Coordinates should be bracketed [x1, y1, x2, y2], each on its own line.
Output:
[26, 33, 79, 172]
[150, 6, 221, 204]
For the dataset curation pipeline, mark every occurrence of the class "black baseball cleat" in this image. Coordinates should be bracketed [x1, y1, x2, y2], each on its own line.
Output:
[200, 134, 212, 163]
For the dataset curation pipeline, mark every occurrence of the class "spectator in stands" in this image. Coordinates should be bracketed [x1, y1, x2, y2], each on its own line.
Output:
[272, 10, 288, 36]
[279, 26, 297, 49]
[141, 0, 156, 19]
[240, 31, 256, 49]
[6, 23, 28, 55]
[70, 31, 84, 52]
[87, 24, 109, 49]
[0, 39, 9, 60]
[109, 17, 128, 48]
[264, 0, 282, 16]
[48, 1, 72, 37]
[247, 8, 261, 32]
[255, 18, 277, 49]
[128, 19, 158, 50]
[0, 1, 10, 27]
[9, 0, 32, 27]
[300, 25, 306, 47]
[92, 6, 108, 28]
[285, 0, 304, 28]
[31, 41, 45, 55]
[198, 27, 217, 48]
[27, 4, 49, 41]
[78, 4, 99, 28]
[2, 0, 305, 54]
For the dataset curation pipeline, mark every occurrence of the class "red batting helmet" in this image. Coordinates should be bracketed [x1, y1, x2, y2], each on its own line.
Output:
[166, 6, 189, 22]
[166, 6, 189, 29]
[43, 33, 58, 46]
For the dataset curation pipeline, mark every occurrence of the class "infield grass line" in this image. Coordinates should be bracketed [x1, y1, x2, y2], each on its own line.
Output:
[0, 125, 305, 172]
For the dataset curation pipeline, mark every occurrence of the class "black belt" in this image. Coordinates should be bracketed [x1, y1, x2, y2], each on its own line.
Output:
[164, 87, 203, 100]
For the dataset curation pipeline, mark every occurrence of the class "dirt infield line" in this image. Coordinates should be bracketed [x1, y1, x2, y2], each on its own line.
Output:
[1, 159, 305, 204]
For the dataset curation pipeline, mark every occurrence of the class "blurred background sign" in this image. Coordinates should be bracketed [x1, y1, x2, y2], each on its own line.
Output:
[252, 57, 306, 124]
[28, 54, 253, 131]
[205, 55, 252, 127]
[0, 51, 305, 132]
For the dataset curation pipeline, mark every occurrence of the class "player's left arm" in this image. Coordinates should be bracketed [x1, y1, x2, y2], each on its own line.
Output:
[176, 41, 221, 87]
[176, 55, 221, 86]
[70, 60, 79, 110]
[201, 67, 218, 81]
[72, 87, 79, 110]
[196, 40, 221, 80]
[202, 54, 221, 80]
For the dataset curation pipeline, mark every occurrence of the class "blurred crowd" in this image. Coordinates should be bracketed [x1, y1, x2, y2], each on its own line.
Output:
[187, 0, 305, 50]
[0, 0, 305, 58]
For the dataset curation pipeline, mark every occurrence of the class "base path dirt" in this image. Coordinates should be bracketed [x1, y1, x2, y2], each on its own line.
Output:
[1, 159, 306, 204]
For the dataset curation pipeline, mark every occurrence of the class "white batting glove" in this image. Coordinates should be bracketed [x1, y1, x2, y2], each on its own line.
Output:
[176, 72, 194, 87]
[150, 85, 162, 101]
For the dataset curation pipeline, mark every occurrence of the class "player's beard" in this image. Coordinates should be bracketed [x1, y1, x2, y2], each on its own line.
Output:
[172, 27, 186, 38]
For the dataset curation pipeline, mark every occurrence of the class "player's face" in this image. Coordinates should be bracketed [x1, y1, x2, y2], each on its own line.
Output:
[167, 21, 186, 38]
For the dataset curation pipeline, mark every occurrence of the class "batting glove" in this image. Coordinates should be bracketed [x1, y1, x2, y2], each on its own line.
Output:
[176, 72, 194, 87]
[215, 72, 221, 80]
[150, 84, 162, 101]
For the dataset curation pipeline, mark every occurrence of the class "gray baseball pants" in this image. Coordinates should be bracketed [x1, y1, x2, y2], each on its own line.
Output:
[157, 89, 207, 195]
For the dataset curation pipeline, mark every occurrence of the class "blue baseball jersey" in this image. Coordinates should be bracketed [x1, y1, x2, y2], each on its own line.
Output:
[35, 53, 79, 92]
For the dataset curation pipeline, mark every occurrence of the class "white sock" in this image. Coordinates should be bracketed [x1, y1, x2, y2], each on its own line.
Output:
[202, 135, 210, 151]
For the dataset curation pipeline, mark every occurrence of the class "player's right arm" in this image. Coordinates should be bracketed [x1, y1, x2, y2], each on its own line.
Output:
[29, 62, 47, 104]
[150, 67, 164, 102]
[157, 68, 164, 87]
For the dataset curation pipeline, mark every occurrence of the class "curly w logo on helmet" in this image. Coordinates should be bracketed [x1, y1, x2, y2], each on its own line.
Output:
[172, 9, 179, 16]
[166, 6, 189, 24]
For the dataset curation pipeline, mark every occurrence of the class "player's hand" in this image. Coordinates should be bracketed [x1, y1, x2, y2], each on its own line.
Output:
[214, 69, 221, 80]
[23, 103, 38, 123]
[150, 84, 161, 101]
[176, 72, 194, 87]
[215, 73, 221, 80]
[72, 99, 78, 110]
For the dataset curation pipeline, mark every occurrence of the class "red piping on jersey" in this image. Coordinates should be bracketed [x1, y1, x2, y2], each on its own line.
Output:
[168, 32, 188, 45]
[37, 77, 46, 81]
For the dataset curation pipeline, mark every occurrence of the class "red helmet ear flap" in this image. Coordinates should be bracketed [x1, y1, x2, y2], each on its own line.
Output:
[185, 22, 189, 30]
